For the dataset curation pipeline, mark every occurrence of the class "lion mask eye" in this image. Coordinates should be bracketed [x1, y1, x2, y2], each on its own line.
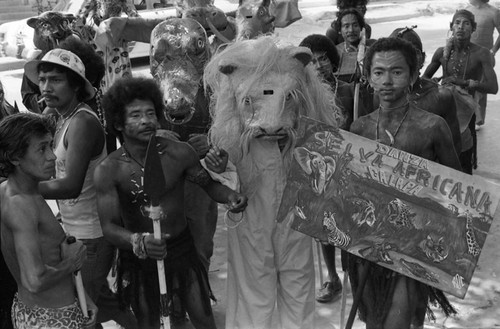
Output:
[242, 96, 251, 106]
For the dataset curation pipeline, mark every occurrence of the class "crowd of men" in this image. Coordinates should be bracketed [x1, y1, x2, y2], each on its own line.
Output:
[0, 0, 498, 328]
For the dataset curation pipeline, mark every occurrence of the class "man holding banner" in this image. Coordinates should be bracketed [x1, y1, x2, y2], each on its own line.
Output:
[349, 37, 461, 328]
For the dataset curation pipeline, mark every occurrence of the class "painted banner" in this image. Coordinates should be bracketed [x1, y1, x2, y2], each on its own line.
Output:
[277, 116, 500, 298]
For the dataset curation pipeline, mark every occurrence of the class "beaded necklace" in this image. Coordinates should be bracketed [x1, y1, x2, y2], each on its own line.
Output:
[447, 45, 470, 79]
[376, 102, 411, 147]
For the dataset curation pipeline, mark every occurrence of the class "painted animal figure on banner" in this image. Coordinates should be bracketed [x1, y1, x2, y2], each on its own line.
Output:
[150, 17, 211, 124]
[204, 36, 342, 329]
[293, 146, 336, 196]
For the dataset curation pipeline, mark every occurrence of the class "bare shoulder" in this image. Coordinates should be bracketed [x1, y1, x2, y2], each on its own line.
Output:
[0, 183, 39, 229]
[70, 108, 103, 131]
[351, 112, 376, 135]
[410, 106, 448, 130]
[95, 148, 126, 184]
[471, 43, 490, 57]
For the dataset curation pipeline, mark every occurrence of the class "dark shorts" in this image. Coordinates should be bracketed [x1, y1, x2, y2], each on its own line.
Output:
[11, 294, 84, 329]
[116, 227, 214, 326]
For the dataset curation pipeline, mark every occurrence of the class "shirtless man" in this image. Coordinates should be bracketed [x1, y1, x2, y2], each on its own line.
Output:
[0, 113, 96, 329]
[95, 77, 247, 329]
[335, 8, 376, 83]
[423, 9, 498, 173]
[387, 26, 462, 155]
[349, 37, 460, 328]
[466, 0, 500, 127]
[326, 0, 372, 45]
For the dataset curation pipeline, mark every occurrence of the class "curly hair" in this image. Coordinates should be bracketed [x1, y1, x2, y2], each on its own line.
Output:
[364, 37, 419, 79]
[101, 77, 164, 139]
[335, 8, 366, 32]
[299, 34, 340, 70]
[0, 113, 55, 177]
[59, 38, 105, 88]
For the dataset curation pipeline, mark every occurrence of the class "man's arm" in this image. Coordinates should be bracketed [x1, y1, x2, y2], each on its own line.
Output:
[438, 86, 462, 154]
[95, 159, 168, 260]
[39, 112, 105, 199]
[94, 160, 135, 250]
[433, 119, 462, 171]
[6, 196, 85, 293]
[491, 8, 500, 54]
[422, 48, 444, 79]
[183, 146, 247, 212]
[474, 48, 498, 94]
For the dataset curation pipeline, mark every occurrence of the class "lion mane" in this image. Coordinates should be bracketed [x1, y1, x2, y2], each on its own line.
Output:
[204, 36, 343, 189]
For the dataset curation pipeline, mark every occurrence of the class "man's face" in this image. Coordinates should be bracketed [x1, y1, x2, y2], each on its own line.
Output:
[38, 69, 78, 110]
[340, 14, 361, 45]
[355, 5, 367, 16]
[120, 99, 158, 143]
[451, 15, 474, 41]
[369, 51, 412, 104]
[16, 133, 56, 181]
[312, 51, 334, 79]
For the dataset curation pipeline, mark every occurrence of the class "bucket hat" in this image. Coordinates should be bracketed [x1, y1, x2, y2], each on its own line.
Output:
[24, 49, 95, 100]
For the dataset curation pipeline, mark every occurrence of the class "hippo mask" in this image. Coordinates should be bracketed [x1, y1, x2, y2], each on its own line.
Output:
[150, 18, 210, 125]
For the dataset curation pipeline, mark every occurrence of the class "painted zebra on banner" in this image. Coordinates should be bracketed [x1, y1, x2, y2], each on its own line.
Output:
[323, 211, 351, 247]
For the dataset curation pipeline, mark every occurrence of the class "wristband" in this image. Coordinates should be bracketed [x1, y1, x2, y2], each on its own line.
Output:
[130, 233, 149, 259]
[467, 79, 478, 90]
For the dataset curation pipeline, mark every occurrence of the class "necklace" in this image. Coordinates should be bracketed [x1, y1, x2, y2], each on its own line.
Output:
[447, 45, 470, 79]
[344, 42, 357, 53]
[376, 102, 411, 147]
[121, 144, 147, 204]
[54, 102, 82, 138]
[122, 143, 145, 168]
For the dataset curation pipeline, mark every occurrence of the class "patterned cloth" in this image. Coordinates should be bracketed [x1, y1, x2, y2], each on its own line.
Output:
[11, 294, 84, 329]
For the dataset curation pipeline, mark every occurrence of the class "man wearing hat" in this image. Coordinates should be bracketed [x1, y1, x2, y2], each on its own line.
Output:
[25, 48, 108, 326]
[22, 11, 80, 113]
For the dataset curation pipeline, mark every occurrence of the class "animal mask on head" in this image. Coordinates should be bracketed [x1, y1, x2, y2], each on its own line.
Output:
[204, 36, 342, 164]
[150, 18, 210, 125]
[176, 0, 231, 37]
[237, 0, 275, 39]
[27, 11, 76, 52]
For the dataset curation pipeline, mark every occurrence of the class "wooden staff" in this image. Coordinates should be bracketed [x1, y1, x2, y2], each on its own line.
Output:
[144, 135, 171, 329]
[343, 29, 367, 329]
[346, 262, 370, 329]
[316, 241, 324, 286]
[66, 236, 88, 318]
[353, 28, 367, 122]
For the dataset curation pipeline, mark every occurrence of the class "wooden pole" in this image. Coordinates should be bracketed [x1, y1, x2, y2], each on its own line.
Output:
[345, 262, 370, 329]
